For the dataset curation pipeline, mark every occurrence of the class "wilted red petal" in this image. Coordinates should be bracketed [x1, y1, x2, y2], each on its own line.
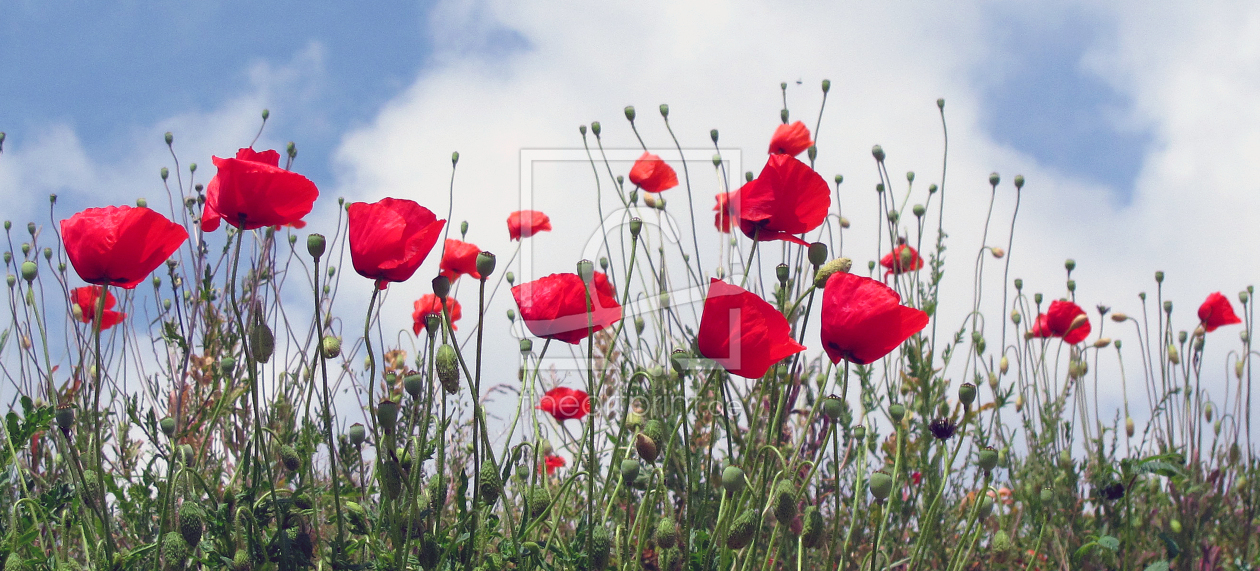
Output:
[880, 245, 925, 275]
[508, 210, 552, 240]
[737, 154, 830, 245]
[697, 278, 804, 378]
[412, 295, 461, 334]
[440, 239, 482, 281]
[511, 272, 622, 344]
[714, 190, 739, 233]
[200, 147, 318, 232]
[1046, 300, 1090, 344]
[820, 272, 929, 365]
[538, 387, 591, 422]
[768, 121, 813, 156]
[1198, 292, 1242, 332]
[61, 206, 188, 289]
[628, 152, 678, 193]
[347, 198, 445, 287]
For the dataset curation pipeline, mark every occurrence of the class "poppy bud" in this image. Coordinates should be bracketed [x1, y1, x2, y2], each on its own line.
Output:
[376, 399, 400, 434]
[164, 132, 174, 145]
[56, 404, 75, 434]
[726, 510, 757, 549]
[988, 372, 998, 390]
[321, 336, 341, 359]
[853, 424, 866, 442]
[913, 204, 926, 218]
[6, 275, 14, 288]
[280, 444, 301, 471]
[160, 416, 177, 437]
[479, 462, 502, 506]
[458, 220, 469, 238]
[745, 171, 754, 183]
[978, 446, 999, 472]
[620, 459, 640, 482]
[1167, 344, 1180, 365]
[807, 242, 828, 267]
[876, 183, 885, 194]
[990, 247, 1005, 259]
[1125, 416, 1135, 437]
[476, 251, 496, 278]
[624, 106, 636, 122]
[889, 403, 905, 423]
[813, 257, 853, 289]
[591, 121, 601, 136]
[872, 145, 885, 162]
[179, 502, 205, 546]
[249, 319, 274, 363]
[807, 145, 817, 161]
[528, 486, 551, 519]
[1242, 331, 1250, 344]
[327, 265, 335, 277]
[722, 465, 747, 494]
[1237, 360, 1245, 380]
[822, 395, 844, 422]
[775, 263, 790, 285]
[307, 234, 326, 260]
[403, 374, 424, 398]
[1205, 402, 1214, 422]
[655, 518, 678, 548]
[958, 382, 977, 406]
[1066, 280, 1076, 293]
[978, 494, 995, 519]
[634, 316, 645, 335]
[432, 275, 451, 299]
[989, 172, 1000, 187]
[163, 531, 189, 568]
[348, 423, 366, 445]
[20, 261, 36, 282]
[774, 480, 797, 523]
[999, 356, 1009, 375]
[1015, 393, 1024, 412]
[436, 344, 459, 394]
[888, 210, 900, 225]
[189, 163, 196, 173]
[780, 108, 789, 123]
[656, 103, 669, 118]
[449, 150, 459, 166]
[869, 470, 893, 501]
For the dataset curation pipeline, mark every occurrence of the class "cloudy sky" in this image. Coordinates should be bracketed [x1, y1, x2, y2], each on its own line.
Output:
[3, 0, 1258, 445]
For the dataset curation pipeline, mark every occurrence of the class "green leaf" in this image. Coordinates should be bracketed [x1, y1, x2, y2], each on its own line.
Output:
[1098, 535, 1120, 551]
[1144, 561, 1170, 571]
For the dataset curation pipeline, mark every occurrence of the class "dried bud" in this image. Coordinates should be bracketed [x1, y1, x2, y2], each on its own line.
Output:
[990, 247, 1005, 259]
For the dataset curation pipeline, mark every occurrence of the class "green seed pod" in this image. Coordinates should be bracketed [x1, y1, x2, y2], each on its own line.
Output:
[814, 257, 853, 288]
[852, 425, 866, 442]
[801, 506, 824, 548]
[376, 399, 400, 434]
[977, 446, 999, 472]
[476, 251, 496, 277]
[913, 204, 926, 218]
[889, 403, 906, 423]
[519, 338, 532, 354]
[348, 423, 366, 446]
[20, 261, 36, 282]
[655, 518, 678, 548]
[378, 459, 403, 500]
[528, 486, 551, 519]
[436, 344, 460, 394]
[591, 525, 612, 570]
[722, 465, 747, 494]
[479, 461, 502, 506]
[279, 445, 301, 471]
[55, 404, 75, 434]
[807, 242, 828, 267]
[958, 382, 977, 406]
[306, 233, 326, 259]
[822, 395, 844, 421]
[179, 502, 204, 546]
[232, 547, 252, 571]
[773, 480, 797, 524]
[624, 106, 636, 122]
[162, 531, 190, 567]
[871, 145, 885, 162]
[978, 494, 995, 519]
[620, 459, 641, 482]
[726, 510, 758, 549]
[775, 263, 790, 285]
[869, 470, 893, 501]
[159, 416, 177, 437]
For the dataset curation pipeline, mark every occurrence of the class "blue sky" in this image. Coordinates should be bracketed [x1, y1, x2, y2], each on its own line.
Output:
[0, 2, 1146, 200]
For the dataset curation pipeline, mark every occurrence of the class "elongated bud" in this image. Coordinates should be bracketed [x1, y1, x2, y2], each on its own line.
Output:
[780, 108, 789, 123]
[774, 480, 797, 523]
[999, 356, 1009, 375]
[635, 433, 658, 463]
[437, 344, 460, 394]
[990, 247, 1005, 259]
[1093, 338, 1111, 349]
[1067, 314, 1088, 334]
[1167, 344, 1180, 365]
[376, 399, 400, 434]
[249, 318, 274, 363]
[814, 257, 853, 288]
[726, 510, 757, 549]
[1125, 416, 1135, 437]
[1111, 312, 1128, 322]
[869, 470, 893, 501]
[979, 493, 995, 519]
[280, 444, 301, 471]
[710, 129, 719, 143]
[460, 220, 469, 237]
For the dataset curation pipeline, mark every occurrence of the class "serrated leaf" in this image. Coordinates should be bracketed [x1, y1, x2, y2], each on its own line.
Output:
[1098, 535, 1119, 551]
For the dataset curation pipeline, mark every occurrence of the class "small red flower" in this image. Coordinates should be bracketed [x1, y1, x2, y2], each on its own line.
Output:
[697, 278, 805, 378]
[628, 151, 678, 193]
[1198, 292, 1242, 333]
[61, 206, 188, 289]
[511, 272, 622, 345]
[70, 286, 126, 330]
[347, 198, 445, 289]
[768, 121, 813, 156]
[542, 453, 566, 475]
[714, 191, 738, 233]
[412, 294, 461, 334]
[737, 154, 830, 245]
[820, 272, 929, 365]
[538, 387, 591, 422]
[1034, 300, 1091, 344]
[439, 239, 482, 281]
[911, 471, 922, 485]
[880, 245, 925, 275]
[508, 210, 552, 240]
[201, 147, 319, 232]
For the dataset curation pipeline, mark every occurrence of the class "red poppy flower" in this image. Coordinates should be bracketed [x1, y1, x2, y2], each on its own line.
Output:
[820, 272, 929, 365]
[201, 147, 318, 232]
[1030, 300, 1091, 344]
[880, 245, 925, 275]
[768, 121, 813, 156]
[697, 278, 805, 378]
[508, 210, 552, 240]
[412, 294, 461, 334]
[911, 471, 922, 485]
[628, 152, 678, 193]
[61, 206, 188, 289]
[538, 387, 591, 422]
[70, 286, 126, 330]
[737, 154, 830, 245]
[347, 198, 445, 289]
[439, 239, 482, 281]
[1198, 292, 1242, 332]
[511, 272, 622, 345]
[542, 453, 566, 475]
[714, 190, 738, 233]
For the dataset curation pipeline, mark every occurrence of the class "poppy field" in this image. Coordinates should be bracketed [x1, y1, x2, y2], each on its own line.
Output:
[0, 85, 1257, 571]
